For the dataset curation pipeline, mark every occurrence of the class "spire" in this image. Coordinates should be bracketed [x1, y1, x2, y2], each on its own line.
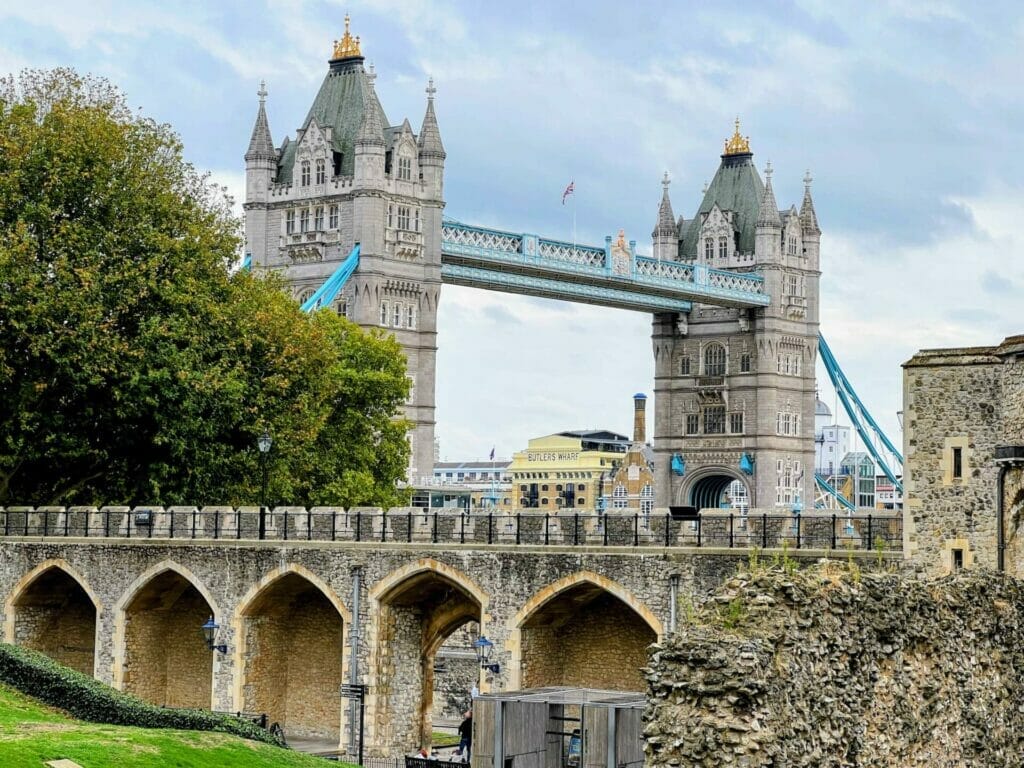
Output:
[245, 80, 275, 161]
[652, 171, 675, 237]
[756, 161, 781, 228]
[800, 169, 821, 235]
[723, 116, 751, 156]
[355, 72, 384, 146]
[418, 77, 446, 158]
[332, 14, 362, 60]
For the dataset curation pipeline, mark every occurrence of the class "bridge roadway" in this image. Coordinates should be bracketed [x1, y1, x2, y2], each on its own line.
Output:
[0, 507, 898, 757]
[439, 221, 771, 313]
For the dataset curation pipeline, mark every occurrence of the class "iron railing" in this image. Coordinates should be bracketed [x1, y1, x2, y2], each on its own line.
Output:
[0, 507, 903, 551]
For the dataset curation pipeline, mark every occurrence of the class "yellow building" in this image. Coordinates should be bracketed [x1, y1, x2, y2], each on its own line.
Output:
[508, 430, 630, 511]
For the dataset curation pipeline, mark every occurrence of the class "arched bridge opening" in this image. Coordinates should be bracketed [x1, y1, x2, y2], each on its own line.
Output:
[9, 565, 97, 676]
[690, 474, 747, 510]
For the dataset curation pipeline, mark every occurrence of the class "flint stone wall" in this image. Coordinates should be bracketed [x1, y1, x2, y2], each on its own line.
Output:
[644, 565, 1024, 768]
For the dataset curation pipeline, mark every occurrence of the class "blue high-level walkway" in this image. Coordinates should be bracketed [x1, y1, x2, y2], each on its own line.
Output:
[439, 220, 770, 313]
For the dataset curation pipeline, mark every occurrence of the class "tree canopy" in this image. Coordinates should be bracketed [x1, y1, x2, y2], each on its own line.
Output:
[0, 69, 410, 507]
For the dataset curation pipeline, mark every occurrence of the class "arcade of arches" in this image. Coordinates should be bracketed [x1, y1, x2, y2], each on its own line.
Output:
[372, 568, 482, 753]
[9, 566, 96, 676]
[120, 569, 213, 708]
[239, 572, 345, 741]
[518, 581, 657, 692]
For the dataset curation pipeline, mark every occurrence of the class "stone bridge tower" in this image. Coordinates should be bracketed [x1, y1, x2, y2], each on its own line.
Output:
[244, 16, 443, 481]
[651, 121, 820, 510]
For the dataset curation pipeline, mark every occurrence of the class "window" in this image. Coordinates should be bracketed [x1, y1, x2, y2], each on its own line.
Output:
[704, 343, 726, 376]
[314, 207, 324, 231]
[336, 299, 347, 317]
[540, 497, 549, 506]
[380, 301, 389, 325]
[680, 356, 691, 375]
[577, 484, 585, 492]
[329, 205, 338, 229]
[407, 304, 416, 329]
[398, 156, 412, 180]
[793, 356, 801, 376]
[730, 413, 744, 434]
[299, 209, 309, 233]
[718, 237, 727, 259]
[300, 161, 310, 186]
[285, 210, 295, 234]
[613, 484, 628, 509]
[398, 206, 411, 230]
[952, 447, 963, 480]
[577, 497, 586, 506]
[541, 484, 548, 492]
[952, 548, 964, 570]
[703, 406, 726, 435]
[686, 414, 699, 435]
[393, 304, 402, 327]
[332, 151, 343, 176]
[315, 158, 325, 185]
[297, 288, 314, 305]
[387, 204, 394, 228]
[787, 236, 797, 256]
[641, 484, 654, 516]
[704, 237, 713, 260]
[414, 208, 420, 232]
[740, 353, 751, 373]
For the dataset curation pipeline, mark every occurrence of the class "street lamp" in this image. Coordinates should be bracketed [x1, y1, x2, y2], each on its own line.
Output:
[201, 616, 227, 654]
[257, 430, 272, 540]
[473, 636, 500, 674]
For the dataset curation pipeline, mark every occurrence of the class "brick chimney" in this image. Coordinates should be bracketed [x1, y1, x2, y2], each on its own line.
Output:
[633, 393, 647, 443]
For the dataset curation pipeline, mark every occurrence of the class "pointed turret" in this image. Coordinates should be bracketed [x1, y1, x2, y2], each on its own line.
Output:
[355, 73, 385, 147]
[756, 162, 781, 228]
[246, 81, 275, 162]
[652, 172, 678, 260]
[418, 78, 446, 201]
[799, 170, 821, 235]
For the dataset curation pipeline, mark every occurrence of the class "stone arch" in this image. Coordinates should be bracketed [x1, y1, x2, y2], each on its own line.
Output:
[4, 559, 101, 676]
[112, 561, 219, 708]
[233, 563, 350, 746]
[508, 571, 662, 693]
[679, 466, 748, 510]
[368, 559, 489, 756]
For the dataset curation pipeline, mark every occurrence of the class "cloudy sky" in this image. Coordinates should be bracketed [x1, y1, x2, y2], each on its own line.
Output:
[4, 0, 1024, 462]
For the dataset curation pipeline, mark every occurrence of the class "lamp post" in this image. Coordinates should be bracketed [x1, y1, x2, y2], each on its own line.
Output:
[201, 616, 227, 655]
[473, 635, 500, 675]
[257, 430, 272, 540]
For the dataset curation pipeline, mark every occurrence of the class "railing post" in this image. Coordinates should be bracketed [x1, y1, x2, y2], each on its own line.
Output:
[461, 513, 466, 544]
[104, 510, 110, 538]
[831, 514, 837, 550]
[488, 512, 493, 544]
[191, 509, 197, 539]
[211, 511, 217, 540]
[867, 514, 873, 551]
[574, 513, 580, 546]
[796, 514, 802, 549]
[432, 511, 438, 544]
[515, 514, 521, 545]
[408, 509, 413, 543]
[169, 510, 174, 539]
[762, 513, 768, 549]
[43, 510, 49, 537]
[4, 510, 9, 537]
[355, 510, 361, 542]
[127, 512, 132, 539]
[603, 516, 608, 547]
[696, 515, 702, 547]
[634, 513, 639, 546]
[381, 511, 387, 543]
[544, 513, 549, 545]
[64, 511, 69, 537]
[236, 509, 242, 540]
[331, 510, 337, 542]
[664, 512, 670, 547]
[729, 513, 734, 548]
[307, 510, 312, 541]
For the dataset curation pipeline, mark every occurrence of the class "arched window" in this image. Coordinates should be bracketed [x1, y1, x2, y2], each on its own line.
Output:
[398, 155, 412, 181]
[313, 207, 324, 231]
[679, 356, 691, 376]
[297, 288, 314, 305]
[640, 484, 654, 516]
[612, 483, 628, 509]
[718, 237, 727, 259]
[704, 237, 713, 260]
[703, 343, 726, 376]
[315, 159, 325, 185]
[300, 161, 310, 186]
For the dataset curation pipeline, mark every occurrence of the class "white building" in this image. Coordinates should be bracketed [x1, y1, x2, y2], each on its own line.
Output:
[814, 398, 850, 476]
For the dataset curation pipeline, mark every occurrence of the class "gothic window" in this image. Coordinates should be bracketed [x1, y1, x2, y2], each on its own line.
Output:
[703, 406, 726, 435]
[329, 205, 339, 229]
[380, 301, 389, 326]
[788, 274, 799, 296]
[787, 236, 797, 256]
[718, 237, 727, 259]
[640, 484, 654, 516]
[314, 206, 324, 231]
[407, 303, 416, 329]
[393, 303, 402, 327]
[680, 356, 691, 375]
[387, 204, 394, 229]
[315, 159, 325, 185]
[397, 206, 411, 230]
[398, 156, 412, 181]
[686, 414, 699, 434]
[301, 161, 310, 186]
[793, 355, 802, 376]
[703, 343, 726, 376]
[285, 210, 295, 234]
[414, 208, 420, 232]
[299, 209, 309, 233]
[297, 288, 314, 305]
[704, 237, 714, 260]
[740, 353, 751, 373]
[730, 412, 744, 434]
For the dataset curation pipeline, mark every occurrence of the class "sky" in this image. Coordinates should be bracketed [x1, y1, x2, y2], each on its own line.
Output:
[4, 0, 1024, 462]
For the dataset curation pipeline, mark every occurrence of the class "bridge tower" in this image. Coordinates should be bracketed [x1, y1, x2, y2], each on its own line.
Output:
[651, 121, 820, 511]
[243, 16, 443, 481]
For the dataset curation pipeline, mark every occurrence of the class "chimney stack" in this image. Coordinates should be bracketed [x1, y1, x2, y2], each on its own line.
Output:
[633, 393, 647, 443]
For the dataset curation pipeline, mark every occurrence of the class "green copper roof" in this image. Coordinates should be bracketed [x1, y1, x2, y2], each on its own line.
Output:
[277, 59, 389, 183]
[680, 153, 764, 258]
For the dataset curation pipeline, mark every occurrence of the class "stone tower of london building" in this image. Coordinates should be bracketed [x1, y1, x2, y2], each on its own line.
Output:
[651, 122, 820, 510]
[244, 17, 443, 480]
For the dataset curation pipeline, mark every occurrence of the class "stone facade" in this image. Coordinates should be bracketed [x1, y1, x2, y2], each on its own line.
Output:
[244, 24, 444, 481]
[902, 335, 1024, 574]
[0, 527, 882, 755]
[645, 564, 1024, 768]
[652, 129, 819, 513]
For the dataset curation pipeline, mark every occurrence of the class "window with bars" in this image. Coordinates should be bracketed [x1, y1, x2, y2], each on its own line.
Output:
[703, 406, 726, 435]
[314, 207, 323, 231]
[718, 237, 727, 259]
[704, 343, 726, 376]
[680, 356, 691, 375]
[397, 206, 411, 230]
[787, 236, 797, 255]
[398, 156, 412, 180]
[285, 210, 295, 234]
[640, 484, 654, 515]
[788, 274, 799, 296]
[740, 353, 751, 372]
[299, 209, 309, 233]
[686, 414, 699, 435]
[730, 412, 744, 434]
[704, 238, 714, 260]
[301, 161, 310, 186]
[329, 205, 338, 229]
[315, 158, 325, 184]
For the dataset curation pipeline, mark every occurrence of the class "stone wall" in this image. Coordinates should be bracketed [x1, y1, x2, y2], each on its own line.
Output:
[645, 564, 1024, 768]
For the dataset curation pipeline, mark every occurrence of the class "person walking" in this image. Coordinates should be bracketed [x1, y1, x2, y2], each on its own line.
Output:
[458, 710, 473, 762]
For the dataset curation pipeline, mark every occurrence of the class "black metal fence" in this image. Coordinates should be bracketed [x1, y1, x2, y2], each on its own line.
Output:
[0, 506, 903, 551]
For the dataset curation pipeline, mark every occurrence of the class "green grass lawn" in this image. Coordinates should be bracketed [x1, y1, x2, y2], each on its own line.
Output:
[0, 683, 351, 767]
[431, 730, 460, 748]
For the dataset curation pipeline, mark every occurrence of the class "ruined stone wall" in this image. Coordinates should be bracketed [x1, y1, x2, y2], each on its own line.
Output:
[645, 565, 1024, 768]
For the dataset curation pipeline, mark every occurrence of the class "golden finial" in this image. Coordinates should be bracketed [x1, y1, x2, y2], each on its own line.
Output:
[723, 116, 751, 155]
[332, 14, 362, 59]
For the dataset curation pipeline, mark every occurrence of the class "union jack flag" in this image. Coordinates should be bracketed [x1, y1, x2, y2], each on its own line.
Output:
[562, 180, 574, 205]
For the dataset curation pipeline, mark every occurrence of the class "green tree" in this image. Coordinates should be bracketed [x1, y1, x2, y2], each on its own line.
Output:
[0, 68, 410, 506]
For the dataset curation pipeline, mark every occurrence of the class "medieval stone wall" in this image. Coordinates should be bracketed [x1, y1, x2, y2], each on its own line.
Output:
[645, 564, 1024, 768]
